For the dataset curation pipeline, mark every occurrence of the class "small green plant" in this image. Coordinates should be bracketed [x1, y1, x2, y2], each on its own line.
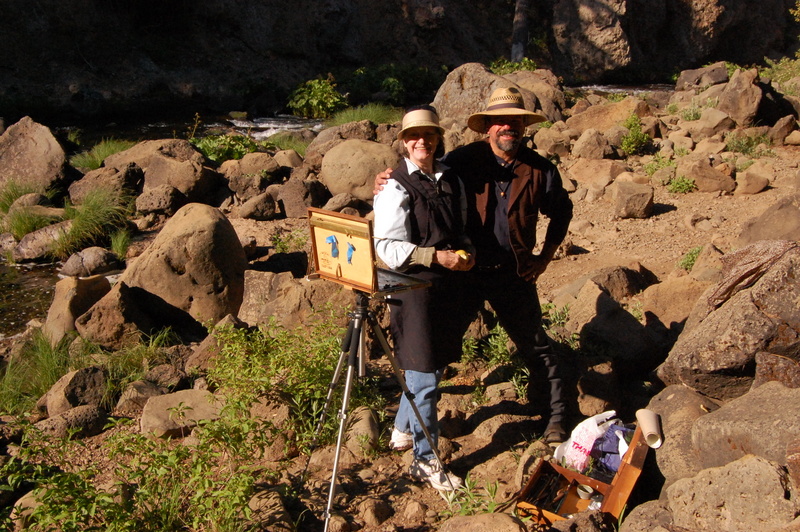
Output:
[441, 475, 501, 517]
[606, 92, 628, 103]
[665, 102, 679, 115]
[678, 245, 703, 272]
[620, 112, 651, 156]
[326, 103, 404, 127]
[461, 335, 480, 365]
[484, 324, 512, 367]
[510, 366, 530, 400]
[725, 131, 773, 157]
[270, 228, 308, 254]
[489, 57, 538, 75]
[666, 175, 697, 194]
[643, 153, 676, 176]
[190, 134, 263, 164]
[542, 303, 569, 329]
[51, 187, 132, 260]
[68, 138, 136, 170]
[287, 78, 348, 119]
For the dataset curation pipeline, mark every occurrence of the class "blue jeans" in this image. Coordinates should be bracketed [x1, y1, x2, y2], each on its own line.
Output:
[395, 368, 443, 462]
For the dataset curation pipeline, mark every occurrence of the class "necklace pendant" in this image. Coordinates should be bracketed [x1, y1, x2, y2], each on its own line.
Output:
[500, 191, 506, 197]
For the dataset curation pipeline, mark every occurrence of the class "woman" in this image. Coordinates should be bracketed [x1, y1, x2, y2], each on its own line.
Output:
[373, 105, 474, 492]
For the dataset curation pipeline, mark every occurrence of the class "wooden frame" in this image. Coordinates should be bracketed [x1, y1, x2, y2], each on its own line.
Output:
[308, 207, 378, 293]
[515, 426, 649, 524]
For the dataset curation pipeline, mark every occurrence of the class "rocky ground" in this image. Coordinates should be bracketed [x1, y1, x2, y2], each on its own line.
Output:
[209, 145, 799, 530]
[6, 140, 799, 530]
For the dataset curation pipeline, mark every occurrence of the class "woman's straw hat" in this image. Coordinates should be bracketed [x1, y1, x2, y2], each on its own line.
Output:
[398, 108, 445, 139]
[467, 87, 546, 132]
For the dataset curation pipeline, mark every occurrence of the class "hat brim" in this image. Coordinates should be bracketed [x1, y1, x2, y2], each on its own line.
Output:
[398, 122, 445, 140]
[467, 109, 547, 133]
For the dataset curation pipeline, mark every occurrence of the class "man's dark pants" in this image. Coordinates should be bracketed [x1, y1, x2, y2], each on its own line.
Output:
[460, 264, 565, 425]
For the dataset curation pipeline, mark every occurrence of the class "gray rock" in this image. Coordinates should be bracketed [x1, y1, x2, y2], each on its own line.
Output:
[140, 389, 222, 438]
[43, 274, 111, 346]
[319, 139, 399, 203]
[60, 246, 122, 277]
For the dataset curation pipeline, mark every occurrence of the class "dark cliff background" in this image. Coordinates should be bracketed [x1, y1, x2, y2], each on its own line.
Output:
[1, 0, 798, 125]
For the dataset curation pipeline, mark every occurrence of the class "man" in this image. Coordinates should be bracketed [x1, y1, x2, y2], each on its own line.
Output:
[377, 87, 572, 445]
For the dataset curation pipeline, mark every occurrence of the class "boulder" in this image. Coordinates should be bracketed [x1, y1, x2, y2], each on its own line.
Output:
[34, 404, 108, 440]
[679, 108, 735, 141]
[565, 97, 652, 135]
[611, 181, 653, 219]
[43, 274, 111, 346]
[277, 176, 331, 218]
[657, 243, 800, 400]
[237, 270, 353, 330]
[692, 381, 800, 469]
[11, 219, 72, 263]
[42, 366, 108, 417]
[718, 68, 763, 127]
[675, 61, 729, 92]
[438, 512, 527, 532]
[0, 116, 71, 192]
[571, 128, 613, 159]
[104, 139, 222, 204]
[504, 69, 567, 123]
[135, 184, 188, 216]
[666, 455, 798, 531]
[737, 195, 800, 247]
[140, 389, 222, 438]
[68, 162, 144, 204]
[675, 154, 735, 193]
[303, 120, 378, 171]
[318, 139, 399, 203]
[223, 153, 283, 201]
[120, 202, 247, 328]
[238, 192, 278, 221]
[60, 246, 123, 277]
[115, 380, 166, 416]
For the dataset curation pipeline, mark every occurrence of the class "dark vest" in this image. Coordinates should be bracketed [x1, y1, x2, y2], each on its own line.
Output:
[392, 164, 463, 255]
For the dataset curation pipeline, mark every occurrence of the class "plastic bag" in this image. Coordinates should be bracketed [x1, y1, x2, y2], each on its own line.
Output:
[553, 410, 617, 472]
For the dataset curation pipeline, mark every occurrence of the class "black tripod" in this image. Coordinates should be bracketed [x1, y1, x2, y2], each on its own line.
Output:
[306, 289, 455, 531]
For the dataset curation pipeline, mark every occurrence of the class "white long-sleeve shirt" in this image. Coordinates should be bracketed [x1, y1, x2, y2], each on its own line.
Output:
[373, 158, 468, 271]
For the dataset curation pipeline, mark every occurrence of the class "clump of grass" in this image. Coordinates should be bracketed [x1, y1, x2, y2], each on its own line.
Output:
[678, 246, 703, 272]
[643, 153, 676, 176]
[326, 103, 404, 127]
[725, 131, 773, 157]
[666, 175, 698, 194]
[109, 227, 132, 261]
[51, 187, 131, 260]
[4, 209, 58, 241]
[264, 133, 311, 158]
[0, 180, 46, 214]
[0, 330, 73, 414]
[270, 228, 308, 254]
[69, 138, 137, 170]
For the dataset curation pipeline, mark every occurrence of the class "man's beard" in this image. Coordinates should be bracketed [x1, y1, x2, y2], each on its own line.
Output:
[496, 133, 521, 152]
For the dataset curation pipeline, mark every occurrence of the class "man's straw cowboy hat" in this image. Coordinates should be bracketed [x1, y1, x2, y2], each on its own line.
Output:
[467, 87, 546, 133]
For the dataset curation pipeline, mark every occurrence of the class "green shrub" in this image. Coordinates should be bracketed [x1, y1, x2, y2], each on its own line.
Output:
[326, 103, 403, 127]
[620, 112, 652, 156]
[678, 246, 703, 272]
[190, 134, 262, 164]
[270, 228, 308, 254]
[52, 187, 132, 260]
[342, 64, 446, 107]
[69, 138, 136, 170]
[725, 131, 773, 157]
[489, 57, 538, 75]
[287, 78, 348, 119]
[666, 175, 698, 194]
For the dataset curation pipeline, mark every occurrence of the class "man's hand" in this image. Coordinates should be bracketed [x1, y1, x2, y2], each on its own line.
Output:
[523, 254, 550, 281]
[373, 168, 393, 196]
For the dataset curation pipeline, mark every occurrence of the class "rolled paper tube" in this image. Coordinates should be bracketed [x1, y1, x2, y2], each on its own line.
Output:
[636, 408, 663, 449]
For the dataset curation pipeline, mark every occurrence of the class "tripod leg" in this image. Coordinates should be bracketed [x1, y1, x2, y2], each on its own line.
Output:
[367, 314, 458, 492]
[323, 314, 363, 532]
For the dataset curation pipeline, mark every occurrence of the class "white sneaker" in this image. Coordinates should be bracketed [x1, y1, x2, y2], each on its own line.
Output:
[409, 458, 463, 492]
[389, 428, 413, 451]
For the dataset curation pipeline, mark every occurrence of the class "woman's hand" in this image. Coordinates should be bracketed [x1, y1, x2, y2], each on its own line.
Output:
[373, 168, 393, 196]
[434, 250, 475, 271]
